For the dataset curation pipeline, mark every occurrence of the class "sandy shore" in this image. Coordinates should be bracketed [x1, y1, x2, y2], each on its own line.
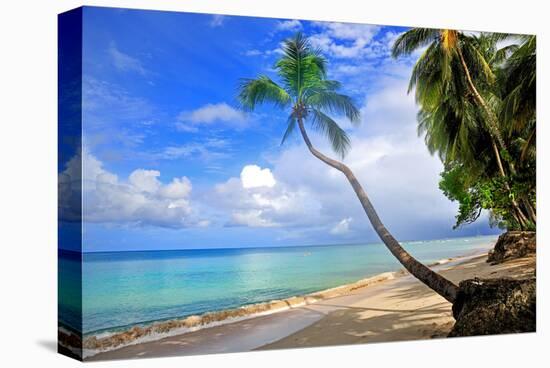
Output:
[88, 253, 535, 361]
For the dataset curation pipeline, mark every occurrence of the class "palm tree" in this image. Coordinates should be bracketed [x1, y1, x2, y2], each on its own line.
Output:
[391, 28, 532, 228]
[238, 33, 459, 303]
[500, 35, 537, 223]
[500, 36, 536, 163]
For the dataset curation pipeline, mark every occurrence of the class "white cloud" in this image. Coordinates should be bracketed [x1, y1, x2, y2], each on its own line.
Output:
[310, 22, 382, 59]
[244, 43, 286, 58]
[212, 165, 322, 228]
[330, 217, 353, 235]
[83, 77, 153, 123]
[381, 31, 401, 50]
[333, 63, 374, 76]
[159, 177, 192, 199]
[240, 165, 276, 188]
[187, 103, 244, 123]
[156, 138, 231, 162]
[209, 15, 225, 27]
[176, 103, 248, 132]
[276, 20, 302, 32]
[244, 49, 263, 57]
[321, 22, 379, 41]
[231, 210, 276, 228]
[108, 42, 147, 75]
[128, 169, 161, 193]
[59, 149, 203, 228]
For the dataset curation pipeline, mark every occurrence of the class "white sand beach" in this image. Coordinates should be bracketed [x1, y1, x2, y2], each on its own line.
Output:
[88, 252, 535, 361]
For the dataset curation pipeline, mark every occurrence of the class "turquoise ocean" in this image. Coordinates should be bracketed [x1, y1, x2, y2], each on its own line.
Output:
[59, 235, 497, 337]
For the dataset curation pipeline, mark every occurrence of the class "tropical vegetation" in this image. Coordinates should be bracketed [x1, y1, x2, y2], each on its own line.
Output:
[392, 29, 536, 231]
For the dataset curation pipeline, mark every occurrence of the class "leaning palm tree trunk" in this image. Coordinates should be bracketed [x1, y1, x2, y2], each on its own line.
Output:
[297, 118, 459, 303]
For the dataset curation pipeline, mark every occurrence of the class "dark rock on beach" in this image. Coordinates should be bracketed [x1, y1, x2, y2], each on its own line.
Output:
[449, 277, 536, 337]
[487, 231, 536, 264]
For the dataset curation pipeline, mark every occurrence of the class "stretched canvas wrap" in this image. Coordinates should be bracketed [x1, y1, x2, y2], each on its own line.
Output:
[58, 6, 537, 361]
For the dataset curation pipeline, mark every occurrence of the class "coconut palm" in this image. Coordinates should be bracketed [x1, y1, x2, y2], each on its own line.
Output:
[500, 35, 536, 164]
[238, 33, 459, 303]
[499, 35, 537, 223]
[391, 28, 532, 228]
[392, 29, 504, 149]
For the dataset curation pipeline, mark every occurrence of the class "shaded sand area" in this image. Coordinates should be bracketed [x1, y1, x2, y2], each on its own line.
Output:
[89, 253, 535, 361]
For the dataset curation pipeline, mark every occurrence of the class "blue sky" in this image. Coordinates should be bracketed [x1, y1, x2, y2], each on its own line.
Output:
[60, 6, 499, 252]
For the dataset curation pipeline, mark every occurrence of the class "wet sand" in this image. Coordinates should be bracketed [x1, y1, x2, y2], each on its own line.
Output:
[89, 253, 535, 361]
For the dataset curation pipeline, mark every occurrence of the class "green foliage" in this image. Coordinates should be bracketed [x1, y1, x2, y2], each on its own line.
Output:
[309, 109, 351, 156]
[438, 165, 482, 228]
[393, 30, 536, 231]
[238, 75, 291, 110]
[439, 165, 527, 230]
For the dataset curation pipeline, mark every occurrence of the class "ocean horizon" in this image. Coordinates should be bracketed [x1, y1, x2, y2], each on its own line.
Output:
[59, 234, 498, 338]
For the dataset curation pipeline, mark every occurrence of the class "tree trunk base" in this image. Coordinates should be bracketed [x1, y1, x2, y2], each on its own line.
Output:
[448, 277, 536, 337]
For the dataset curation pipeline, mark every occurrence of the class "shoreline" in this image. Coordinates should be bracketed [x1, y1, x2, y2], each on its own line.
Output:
[78, 248, 490, 358]
[81, 269, 401, 357]
[87, 250, 535, 361]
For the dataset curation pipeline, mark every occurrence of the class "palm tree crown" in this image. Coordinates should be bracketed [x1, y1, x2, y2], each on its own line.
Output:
[238, 33, 360, 158]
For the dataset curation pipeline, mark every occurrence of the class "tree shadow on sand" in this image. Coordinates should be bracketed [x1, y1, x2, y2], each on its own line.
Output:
[259, 281, 454, 350]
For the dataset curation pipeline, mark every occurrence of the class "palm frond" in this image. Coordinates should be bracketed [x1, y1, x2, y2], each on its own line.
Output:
[306, 91, 360, 124]
[492, 44, 519, 65]
[462, 41, 496, 84]
[309, 109, 351, 158]
[499, 35, 536, 134]
[276, 33, 327, 97]
[391, 28, 440, 57]
[238, 76, 291, 110]
[281, 113, 297, 146]
[408, 42, 441, 94]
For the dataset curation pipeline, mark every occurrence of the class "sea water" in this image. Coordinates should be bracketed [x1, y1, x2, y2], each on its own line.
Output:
[58, 235, 497, 336]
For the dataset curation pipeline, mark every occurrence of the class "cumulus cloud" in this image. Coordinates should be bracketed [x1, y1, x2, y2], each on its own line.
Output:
[59, 149, 202, 228]
[159, 177, 193, 199]
[212, 165, 322, 228]
[240, 165, 276, 188]
[176, 103, 247, 132]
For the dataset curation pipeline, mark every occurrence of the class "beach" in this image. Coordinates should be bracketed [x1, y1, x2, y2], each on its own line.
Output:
[87, 251, 535, 361]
